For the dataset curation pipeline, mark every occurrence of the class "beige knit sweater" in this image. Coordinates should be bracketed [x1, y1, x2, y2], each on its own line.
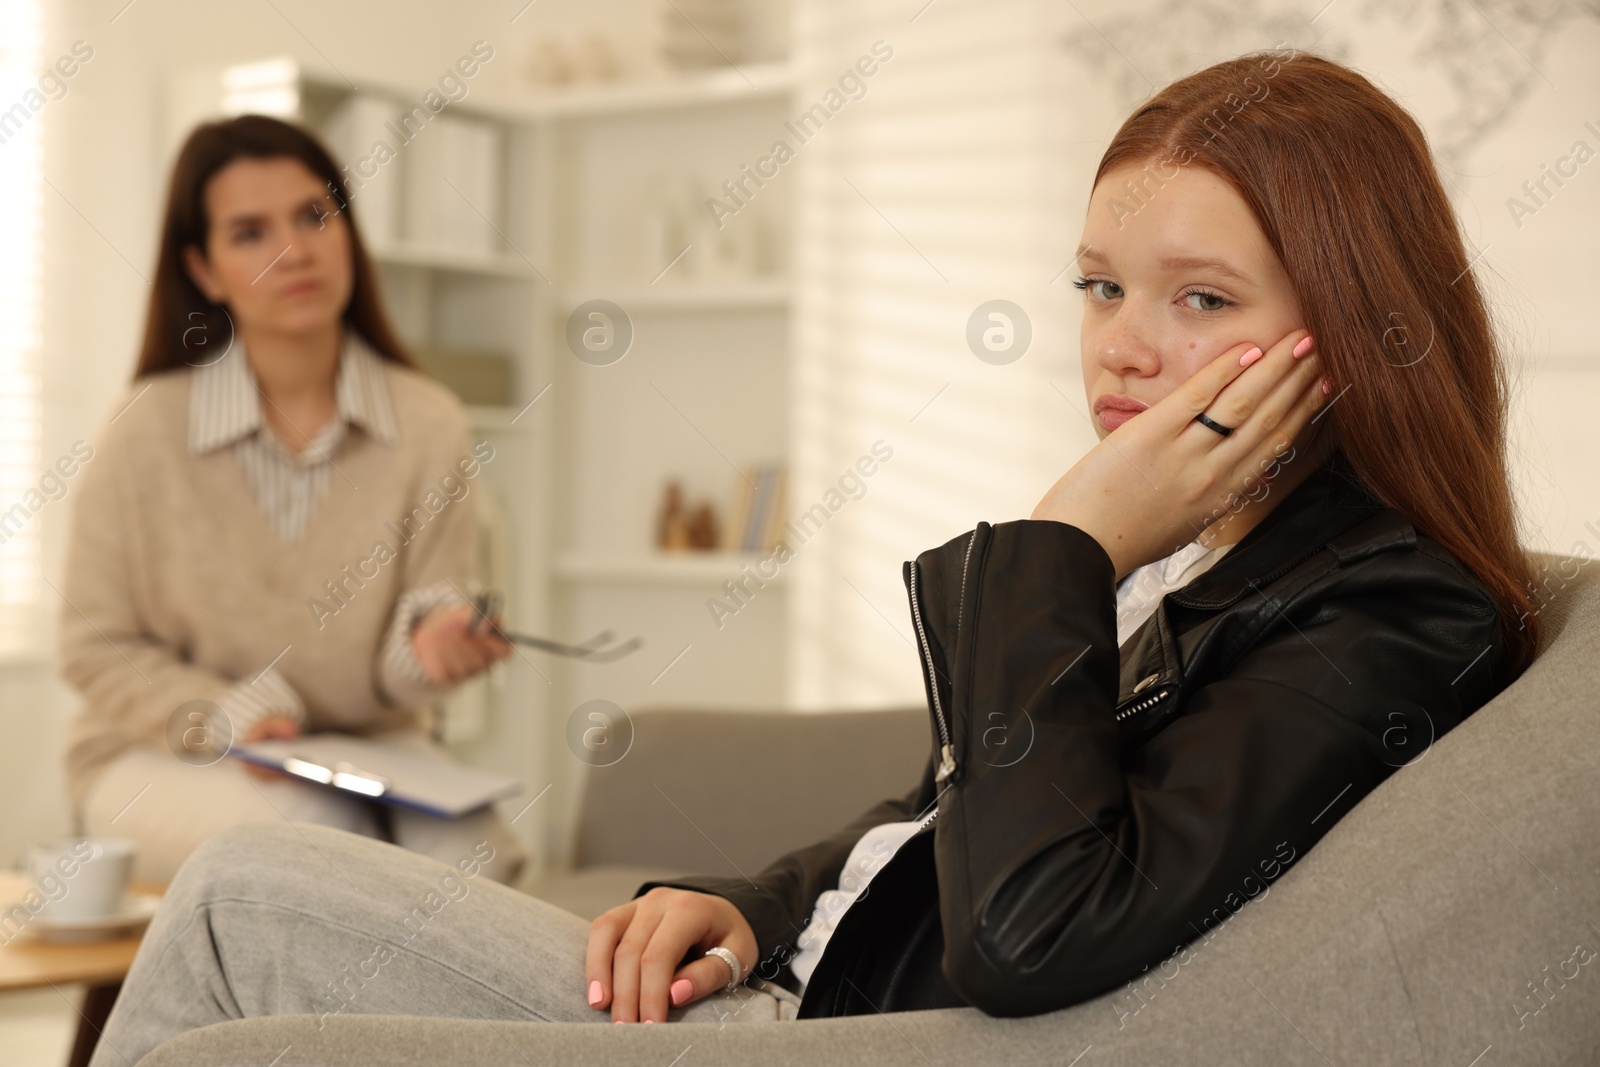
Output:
[59, 358, 492, 814]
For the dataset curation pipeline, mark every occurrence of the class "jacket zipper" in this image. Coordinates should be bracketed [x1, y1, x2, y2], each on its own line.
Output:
[955, 528, 977, 631]
[917, 524, 1176, 777]
[1114, 685, 1172, 722]
[908, 558, 958, 784]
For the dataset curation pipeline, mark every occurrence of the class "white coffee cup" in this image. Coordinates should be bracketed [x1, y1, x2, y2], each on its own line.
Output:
[26, 838, 135, 921]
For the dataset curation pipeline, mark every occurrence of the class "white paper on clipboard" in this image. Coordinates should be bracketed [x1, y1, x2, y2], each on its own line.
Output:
[230, 735, 523, 819]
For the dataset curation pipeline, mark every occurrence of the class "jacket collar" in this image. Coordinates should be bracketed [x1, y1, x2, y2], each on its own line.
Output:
[1165, 448, 1395, 610]
[1115, 449, 1409, 710]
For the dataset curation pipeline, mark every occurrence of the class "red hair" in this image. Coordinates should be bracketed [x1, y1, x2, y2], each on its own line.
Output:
[1096, 49, 1539, 683]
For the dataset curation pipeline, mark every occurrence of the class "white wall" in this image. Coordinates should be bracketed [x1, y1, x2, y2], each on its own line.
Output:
[785, 0, 1600, 709]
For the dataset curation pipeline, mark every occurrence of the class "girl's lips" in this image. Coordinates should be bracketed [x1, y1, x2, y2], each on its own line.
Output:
[1098, 407, 1140, 432]
[281, 281, 322, 297]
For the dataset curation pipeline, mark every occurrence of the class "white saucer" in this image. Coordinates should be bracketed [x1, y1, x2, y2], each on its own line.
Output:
[20, 892, 162, 944]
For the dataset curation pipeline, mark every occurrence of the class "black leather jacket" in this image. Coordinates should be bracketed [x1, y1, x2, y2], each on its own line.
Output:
[635, 451, 1511, 1019]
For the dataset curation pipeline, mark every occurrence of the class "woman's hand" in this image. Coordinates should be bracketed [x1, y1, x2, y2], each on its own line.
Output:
[238, 712, 301, 781]
[1033, 328, 1330, 581]
[586, 887, 760, 1023]
[410, 602, 514, 685]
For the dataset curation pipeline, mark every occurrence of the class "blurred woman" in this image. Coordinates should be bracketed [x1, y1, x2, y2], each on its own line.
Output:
[59, 115, 525, 886]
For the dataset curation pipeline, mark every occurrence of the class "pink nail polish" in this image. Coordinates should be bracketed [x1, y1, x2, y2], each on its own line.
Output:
[670, 978, 694, 1006]
[644, 1019, 655, 1024]
[588, 980, 603, 1006]
[1238, 346, 1263, 368]
[1293, 336, 1314, 358]
[1321, 378, 1331, 396]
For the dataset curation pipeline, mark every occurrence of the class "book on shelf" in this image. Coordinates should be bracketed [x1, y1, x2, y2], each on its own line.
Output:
[725, 461, 787, 553]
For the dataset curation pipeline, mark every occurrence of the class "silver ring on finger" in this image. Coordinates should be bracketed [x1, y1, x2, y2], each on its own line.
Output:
[704, 946, 744, 993]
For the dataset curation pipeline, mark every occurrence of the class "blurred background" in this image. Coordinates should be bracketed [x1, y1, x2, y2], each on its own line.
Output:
[0, 0, 1596, 1057]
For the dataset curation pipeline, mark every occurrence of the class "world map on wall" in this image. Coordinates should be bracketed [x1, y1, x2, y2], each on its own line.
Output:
[1057, 0, 1600, 170]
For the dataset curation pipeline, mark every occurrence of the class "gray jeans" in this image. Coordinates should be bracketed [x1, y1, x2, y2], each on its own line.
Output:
[90, 821, 799, 1067]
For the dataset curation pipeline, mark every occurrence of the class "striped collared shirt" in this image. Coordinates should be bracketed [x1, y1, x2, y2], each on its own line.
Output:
[189, 331, 401, 544]
[187, 331, 460, 733]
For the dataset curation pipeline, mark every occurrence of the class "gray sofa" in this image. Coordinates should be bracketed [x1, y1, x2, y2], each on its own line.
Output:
[144, 550, 1600, 1065]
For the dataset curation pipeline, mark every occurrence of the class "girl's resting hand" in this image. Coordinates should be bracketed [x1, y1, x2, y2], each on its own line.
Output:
[410, 602, 514, 685]
[586, 887, 760, 1023]
[1032, 328, 1330, 581]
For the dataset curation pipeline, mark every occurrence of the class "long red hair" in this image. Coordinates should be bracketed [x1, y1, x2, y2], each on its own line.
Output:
[1095, 49, 1540, 683]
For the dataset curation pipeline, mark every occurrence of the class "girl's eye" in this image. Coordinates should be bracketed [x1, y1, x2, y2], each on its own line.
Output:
[232, 227, 260, 244]
[1182, 287, 1231, 312]
[1071, 277, 1122, 301]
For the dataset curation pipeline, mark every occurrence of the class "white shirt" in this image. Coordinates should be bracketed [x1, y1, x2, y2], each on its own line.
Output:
[1115, 536, 1235, 647]
[787, 534, 1236, 995]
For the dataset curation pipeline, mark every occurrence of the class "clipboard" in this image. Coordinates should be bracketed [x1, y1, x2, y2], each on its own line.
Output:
[229, 735, 523, 819]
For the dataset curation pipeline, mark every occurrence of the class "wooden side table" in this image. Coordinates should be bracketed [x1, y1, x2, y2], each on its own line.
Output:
[0, 872, 167, 1067]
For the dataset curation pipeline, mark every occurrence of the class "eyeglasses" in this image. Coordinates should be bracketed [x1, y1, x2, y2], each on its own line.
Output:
[468, 590, 643, 662]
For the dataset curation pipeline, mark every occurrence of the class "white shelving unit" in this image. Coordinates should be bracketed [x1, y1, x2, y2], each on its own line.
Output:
[530, 61, 795, 872]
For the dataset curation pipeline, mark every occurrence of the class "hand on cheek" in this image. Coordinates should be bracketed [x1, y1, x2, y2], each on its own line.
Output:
[1037, 327, 1330, 580]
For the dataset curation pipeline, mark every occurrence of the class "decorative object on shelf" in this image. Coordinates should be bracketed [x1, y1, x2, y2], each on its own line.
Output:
[658, 480, 691, 550]
[656, 479, 722, 551]
[693, 174, 762, 281]
[524, 38, 575, 88]
[522, 33, 625, 91]
[637, 174, 695, 283]
[660, 0, 744, 71]
[687, 501, 720, 550]
[726, 461, 787, 552]
[410, 345, 513, 406]
[571, 34, 622, 82]
[635, 173, 768, 284]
